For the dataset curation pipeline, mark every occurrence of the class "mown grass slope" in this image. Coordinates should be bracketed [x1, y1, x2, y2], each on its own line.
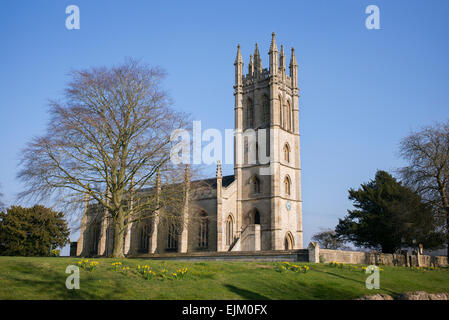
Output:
[0, 256, 448, 300]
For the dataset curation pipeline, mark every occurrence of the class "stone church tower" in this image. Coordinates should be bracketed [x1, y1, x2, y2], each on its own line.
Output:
[233, 33, 303, 250]
[76, 33, 303, 256]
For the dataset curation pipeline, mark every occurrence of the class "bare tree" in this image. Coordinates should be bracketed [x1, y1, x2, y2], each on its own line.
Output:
[398, 120, 449, 257]
[0, 183, 4, 211]
[17, 59, 195, 257]
[312, 228, 348, 250]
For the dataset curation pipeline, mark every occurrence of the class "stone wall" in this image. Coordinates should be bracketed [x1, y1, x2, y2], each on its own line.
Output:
[240, 224, 261, 251]
[307, 242, 448, 268]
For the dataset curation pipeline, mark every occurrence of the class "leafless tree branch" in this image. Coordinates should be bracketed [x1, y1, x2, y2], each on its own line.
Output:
[17, 59, 200, 257]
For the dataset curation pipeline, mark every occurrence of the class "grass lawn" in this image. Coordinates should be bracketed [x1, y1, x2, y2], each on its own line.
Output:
[0, 256, 448, 300]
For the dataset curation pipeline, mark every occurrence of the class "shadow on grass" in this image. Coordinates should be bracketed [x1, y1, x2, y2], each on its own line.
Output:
[313, 268, 399, 296]
[4, 263, 126, 300]
[223, 284, 270, 300]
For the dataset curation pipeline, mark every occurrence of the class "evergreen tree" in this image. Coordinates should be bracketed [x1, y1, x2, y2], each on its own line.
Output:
[0, 205, 70, 256]
[336, 170, 444, 253]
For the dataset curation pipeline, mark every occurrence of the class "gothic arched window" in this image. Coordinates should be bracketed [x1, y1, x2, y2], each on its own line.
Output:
[198, 211, 209, 248]
[246, 98, 254, 128]
[283, 143, 290, 163]
[138, 219, 152, 253]
[284, 175, 291, 196]
[226, 215, 234, 246]
[167, 223, 178, 250]
[278, 95, 283, 127]
[262, 94, 270, 125]
[90, 221, 101, 255]
[105, 226, 114, 256]
[286, 100, 292, 131]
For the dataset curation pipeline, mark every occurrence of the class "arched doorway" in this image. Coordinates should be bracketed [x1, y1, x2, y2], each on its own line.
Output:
[246, 208, 260, 225]
[254, 210, 260, 225]
[284, 232, 294, 250]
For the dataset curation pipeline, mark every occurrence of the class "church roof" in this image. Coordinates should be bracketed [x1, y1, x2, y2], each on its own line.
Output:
[138, 174, 235, 194]
[191, 174, 235, 189]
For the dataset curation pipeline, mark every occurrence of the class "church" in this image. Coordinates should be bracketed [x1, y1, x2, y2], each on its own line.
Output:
[76, 33, 303, 256]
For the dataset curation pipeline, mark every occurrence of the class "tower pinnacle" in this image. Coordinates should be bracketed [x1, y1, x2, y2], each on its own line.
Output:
[254, 43, 260, 57]
[269, 32, 279, 75]
[234, 44, 243, 65]
[289, 47, 298, 67]
[254, 43, 262, 73]
[289, 47, 298, 88]
[234, 44, 243, 86]
[269, 32, 278, 53]
[248, 54, 254, 75]
[279, 45, 286, 74]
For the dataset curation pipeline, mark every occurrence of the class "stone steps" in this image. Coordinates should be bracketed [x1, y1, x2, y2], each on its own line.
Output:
[129, 249, 309, 262]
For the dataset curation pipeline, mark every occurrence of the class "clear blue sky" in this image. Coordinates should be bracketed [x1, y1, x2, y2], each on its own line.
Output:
[0, 0, 448, 252]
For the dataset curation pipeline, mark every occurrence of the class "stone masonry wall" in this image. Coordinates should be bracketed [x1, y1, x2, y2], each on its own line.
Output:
[307, 242, 448, 268]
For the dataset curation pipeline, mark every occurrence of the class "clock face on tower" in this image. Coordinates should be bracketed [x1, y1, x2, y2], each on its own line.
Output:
[286, 200, 291, 211]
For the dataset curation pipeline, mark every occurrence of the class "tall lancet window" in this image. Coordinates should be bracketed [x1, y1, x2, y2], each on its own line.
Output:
[167, 223, 178, 250]
[226, 215, 234, 246]
[284, 175, 291, 196]
[287, 100, 292, 131]
[246, 98, 254, 128]
[105, 226, 114, 256]
[283, 102, 287, 129]
[278, 95, 283, 127]
[262, 94, 270, 125]
[198, 211, 209, 249]
[90, 221, 101, 255]
[283, 143, 290, 163]
[138, 219, 152, 253]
